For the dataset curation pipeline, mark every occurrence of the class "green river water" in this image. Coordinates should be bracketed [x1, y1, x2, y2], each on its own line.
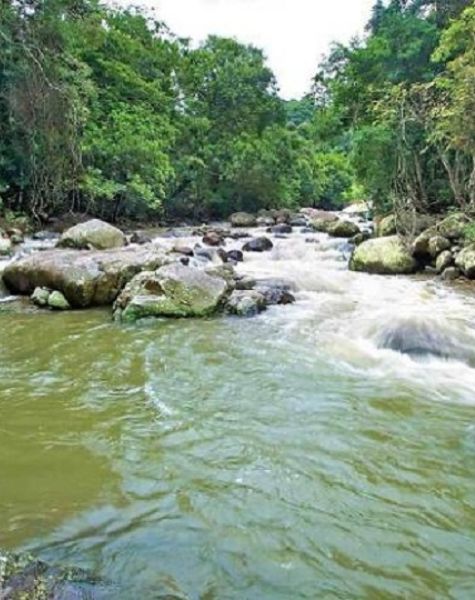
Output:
[1, 230, 475, 598]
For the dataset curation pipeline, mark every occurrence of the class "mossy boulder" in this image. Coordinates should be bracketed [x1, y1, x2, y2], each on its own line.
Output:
[377, 214, 397, 237]
[455, 244, 475, 278]
[326, 219, 361, 238]
[436, 212, 470, 240]
[114, 263, 230, 322]
[58, 219, 126, 250]
[229, 212, 257, 228]
[311, 213, 338, 232]
[350, 235, 417, 275]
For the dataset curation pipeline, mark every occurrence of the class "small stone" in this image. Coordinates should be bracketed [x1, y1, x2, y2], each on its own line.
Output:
[172, 243, 194, 256]
[31, 287, 51, 307]
[226, 290, 267, 317]
[48, 290, 71, 310]
[203, 231, 224, 246]
[441, 267, 461, 281]
[270, 224, 292, 234]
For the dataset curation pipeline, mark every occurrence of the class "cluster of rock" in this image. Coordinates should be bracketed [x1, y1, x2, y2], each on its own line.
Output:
[1, 217, 298, 322]
[350, 212, 475, 279]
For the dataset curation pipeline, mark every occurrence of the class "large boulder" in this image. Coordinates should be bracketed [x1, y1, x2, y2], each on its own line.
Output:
[455, 244, 475, 278]
[58, 219, 126, 250]
[350, 236, 417, 275]
[229, 212, 257, 228]
[2, 244, 167, 307]
[437, 212, 470, 240]
[114, 263, 229, 322]
[311, 213, 338, 232]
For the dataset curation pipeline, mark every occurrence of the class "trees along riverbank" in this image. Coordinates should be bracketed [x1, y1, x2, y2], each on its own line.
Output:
[1, 0, 475, 236]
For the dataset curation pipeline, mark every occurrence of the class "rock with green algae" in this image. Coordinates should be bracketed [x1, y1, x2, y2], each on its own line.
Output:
[326, 219, 361, 238]
[229, 212, 257, 228]
[455, 244, 475, 278]
[114, 263, 230, 322]
[377, 214, 397, 237]
[350, 235, 417, 275]
[0, 550, 108, 599]
[48, 290, 71, 310]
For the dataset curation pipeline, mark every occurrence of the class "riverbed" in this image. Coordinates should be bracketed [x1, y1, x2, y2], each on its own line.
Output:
[1, 227, 475, 598]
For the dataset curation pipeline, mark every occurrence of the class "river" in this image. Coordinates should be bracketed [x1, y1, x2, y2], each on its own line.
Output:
[1, 225, 475, 598]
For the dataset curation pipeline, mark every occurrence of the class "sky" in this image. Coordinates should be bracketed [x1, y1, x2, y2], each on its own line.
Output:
[135, 0, 375, 99]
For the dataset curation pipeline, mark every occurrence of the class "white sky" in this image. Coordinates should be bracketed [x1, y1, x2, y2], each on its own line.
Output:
[134, 0, 375, 99]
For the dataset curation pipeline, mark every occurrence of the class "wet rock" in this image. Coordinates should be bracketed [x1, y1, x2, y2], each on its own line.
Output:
[290, 217, 307, 227]
[455, 244, 475, 278]
[114, 263, 229, 322]
[223, 249, 244, 263]
[311, 214, 338, 232]
[58, 219, 126, 250]
[229, 212, 257, 228]
[256, 216, 275, 227]
[270, 224, 292, 234]
[7, 228, 24, 245]
[0, 550, 107, 600]
[0, 237, 12, 256]
[129, 231, 152, 245]
[226, 290, 267, 317]
[441, 266, 461, 281]
[48, 290, 71, 310]
[31, 286, 50, 307]
[172, 243, 194, 256]
[205, 263, 236, 286]
[326, 219, 361, 238]
[350, 236, 417, 275]
[228, 230, 251, 240]
[351, 231, 370, 246]
[32, 230, 59, 242]
[234, 275, 257, 290]
[273, 208, 292, 224]
[242, 237, 273, 253]
[376, 214, 397, 237]
[428, 235, 451, 258]
[3, 245, 168, 308]
[436, 250, 453, 273]
[254, 278, 296, 305]
[203, 231, 224, 246]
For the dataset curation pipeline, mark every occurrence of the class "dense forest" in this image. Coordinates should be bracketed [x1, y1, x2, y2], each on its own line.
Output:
[0, 0, 474, 224]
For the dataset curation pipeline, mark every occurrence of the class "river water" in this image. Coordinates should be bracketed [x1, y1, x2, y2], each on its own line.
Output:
[1, 226, 475, 598]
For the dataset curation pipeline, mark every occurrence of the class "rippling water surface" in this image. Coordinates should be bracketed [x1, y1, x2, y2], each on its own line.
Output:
[1, 228, 475, 598]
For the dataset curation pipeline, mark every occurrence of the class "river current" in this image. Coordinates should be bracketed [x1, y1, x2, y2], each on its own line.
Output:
[1, 225, 475, 598]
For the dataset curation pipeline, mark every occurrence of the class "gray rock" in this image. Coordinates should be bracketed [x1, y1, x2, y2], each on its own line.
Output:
[234, 275, 257, 290]
[31, 287, 50, 307]
[428, 235, 451, 258]
[254, 278, 296, 305]
[58, 219, 126, 250]
[226, 290, 267, 316]
[242, 237, 273, 252]
[129, 231, 152, 245]
[436, 250, 453, 273]
[224, 249, 244, 263]
[229, 212, 257, 228]
[270, 224, 292, 234]
[256, 216, 275, 227]
[441, 267, 461, 281]
[3, 244, 168, 307]
[114, 263, 229, 322]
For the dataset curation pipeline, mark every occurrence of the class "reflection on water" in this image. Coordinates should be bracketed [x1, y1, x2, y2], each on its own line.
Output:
[1, 228, 475, 598]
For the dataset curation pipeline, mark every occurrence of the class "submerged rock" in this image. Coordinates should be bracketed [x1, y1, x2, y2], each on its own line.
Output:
[350, 236, 417, 275]
[0, 549, 107, 600]
[114, 263, 229, 322]
[254, 278, 296, 305]
[58, 219, 126, 250]
[3, 245, 168, 307]
[229, 212, 257, 228]
[242, 237, 273, 252]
